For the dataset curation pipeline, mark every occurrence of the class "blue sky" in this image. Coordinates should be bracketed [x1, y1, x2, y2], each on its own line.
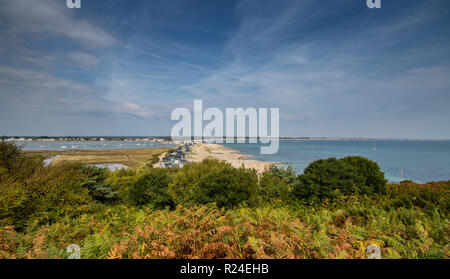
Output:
[0, 0, 449, 138]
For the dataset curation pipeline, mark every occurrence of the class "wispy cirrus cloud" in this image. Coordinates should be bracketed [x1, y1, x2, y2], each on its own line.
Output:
[181, 0, 450, 137]
[0, 0, 115, 48]
[67, 52, 102, 70]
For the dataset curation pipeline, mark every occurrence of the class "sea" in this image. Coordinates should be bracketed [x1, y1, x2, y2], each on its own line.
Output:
[224, 140, 450, 183]
[17, 140, 173, 151]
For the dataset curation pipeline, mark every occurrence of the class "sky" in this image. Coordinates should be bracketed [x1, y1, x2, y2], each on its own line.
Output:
[0, 0, 449, 138]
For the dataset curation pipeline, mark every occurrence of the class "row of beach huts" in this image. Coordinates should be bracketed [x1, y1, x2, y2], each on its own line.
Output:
[160, 143, 194, 168]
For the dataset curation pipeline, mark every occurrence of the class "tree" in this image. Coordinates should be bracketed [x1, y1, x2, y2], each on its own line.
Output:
[259, 165, 296, 203]
[293, 157, 387, 203]
[128, 168, 173, 208]
[168, 159, 258, 208]
[80, 166, 118, 201]
[294, 158, 363, 202]
[341, 156, 387, 195]
[0, 142, 42, 179]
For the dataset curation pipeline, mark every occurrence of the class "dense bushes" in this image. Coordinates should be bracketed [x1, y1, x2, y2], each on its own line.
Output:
[342, 156, 387, 195]
[386, 180, 449, 217]
[0, 142, 42, 180]
[0, 142, 448, 259]
[80, 166, 118, 201]
[128, 168, 173, 209]
[0, 143, 391, 230]
[1, 199, 448, 259]
[105, 168, 138, 200]
[293, 156, 387, 202]
[259, 165, 296, 204]
[0, 142, 389, 213]
[169, 159, 259, 208]
[0, 163, 95, 228]
[294, 158, 363, 202]
[0, 143, 104, 228]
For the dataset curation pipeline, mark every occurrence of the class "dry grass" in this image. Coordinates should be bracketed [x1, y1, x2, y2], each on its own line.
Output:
[25, 148, 170, 168]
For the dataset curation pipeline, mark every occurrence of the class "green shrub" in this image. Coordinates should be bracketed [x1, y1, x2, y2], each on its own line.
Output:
[293, 157, 387, 203]
[0, 163, 95, 228]
[80, 166, 118, 201]
[0, 142, 42, 180]
[32, 164, 96, 219]
[0, 178, 35, 228]
[259, 165, 296, 204]
[169, 159, 259, 208]
[128, 168, 173, 208]
[386, 181, 449, 216]
[294, 158, 363, 202]
[105, 168, 138, 200]
[81, 232, 115, 259]
[341, 156, 387, 195]
[0, 143, 96, 228]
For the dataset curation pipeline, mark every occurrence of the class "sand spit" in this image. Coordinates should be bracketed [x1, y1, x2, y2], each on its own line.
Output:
[187, 143, 278, 173]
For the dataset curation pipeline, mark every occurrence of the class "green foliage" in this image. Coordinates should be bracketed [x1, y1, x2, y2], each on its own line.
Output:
[81, 232, 115, 259]
[2, 197, 447, 259]
[80, 166, 118, 201]
[169, 159, 259, 208]
[386, 181, 449, 217]
[104, 168, 138, 200]
[294, 158, 362, 202]
[0, 178, 35, 228]
[0, 163, 95, 229]
[341, 156, 387, 195]
[293, 156, 387, 203]
[259, 165, 296, 204]
[128, 168, 173, 209]
[0, 142, 42, 180]
[0, 143, 447, 259]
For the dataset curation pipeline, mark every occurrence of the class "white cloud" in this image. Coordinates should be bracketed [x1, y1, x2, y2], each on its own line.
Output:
[0, 0, 115, 48]
[113, 102, 154, 118]
[139, 50, 163, 59]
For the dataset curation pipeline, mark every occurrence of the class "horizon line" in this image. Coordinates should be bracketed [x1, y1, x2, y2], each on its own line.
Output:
[2, 136, 450, 141]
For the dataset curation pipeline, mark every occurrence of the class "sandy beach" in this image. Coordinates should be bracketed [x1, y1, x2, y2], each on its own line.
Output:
[187, 143, 278, 173]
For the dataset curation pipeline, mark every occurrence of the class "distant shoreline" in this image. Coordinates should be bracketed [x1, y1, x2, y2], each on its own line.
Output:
[2, 137, 449, 142]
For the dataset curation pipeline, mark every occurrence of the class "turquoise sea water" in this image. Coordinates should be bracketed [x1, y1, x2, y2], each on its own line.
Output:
[224, 140, 450, 183]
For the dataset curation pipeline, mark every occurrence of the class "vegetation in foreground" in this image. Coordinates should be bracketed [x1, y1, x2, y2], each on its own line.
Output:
[0, 142, 448, 259]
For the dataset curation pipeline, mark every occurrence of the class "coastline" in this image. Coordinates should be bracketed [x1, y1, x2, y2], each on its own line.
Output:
[187, 143, 278, 173]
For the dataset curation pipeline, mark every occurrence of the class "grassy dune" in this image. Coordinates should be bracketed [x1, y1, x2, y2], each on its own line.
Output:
[25, 148, 170, 168]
